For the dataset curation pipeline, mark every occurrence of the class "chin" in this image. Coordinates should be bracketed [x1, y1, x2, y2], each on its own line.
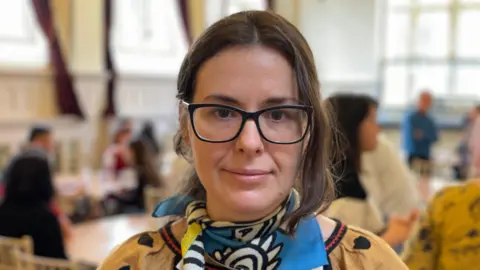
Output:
[220, 188, 284, 220]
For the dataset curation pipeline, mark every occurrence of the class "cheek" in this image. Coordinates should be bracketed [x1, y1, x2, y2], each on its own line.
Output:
[359, 125, 371, 149]
[268, 144, 303, 180]
[362, 126, 378, 150]
[189, 129, 228, 181]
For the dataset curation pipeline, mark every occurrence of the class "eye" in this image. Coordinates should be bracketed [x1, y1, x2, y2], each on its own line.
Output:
[268, 110, 286, 121]
[214, 108, 233, 118]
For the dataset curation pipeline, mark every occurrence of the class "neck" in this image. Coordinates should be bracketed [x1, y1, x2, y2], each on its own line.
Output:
[417, 108, 427, 114]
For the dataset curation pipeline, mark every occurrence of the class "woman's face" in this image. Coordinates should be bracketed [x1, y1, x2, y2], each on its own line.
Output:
[184, 46, 304, 222]
[359, 106, 380, 152]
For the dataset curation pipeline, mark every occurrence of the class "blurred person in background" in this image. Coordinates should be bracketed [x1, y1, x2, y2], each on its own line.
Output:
[24, 125, 55, 160]
[363, 132, 421, 218]
[107, 139, 164, 212]
[470, 105, 480, 178]
[454, 105, 480, 180]
[403, 176, 480, 269]
[0, 156, 67, 259]
[0, 125, 72, 240]
[402, 91, 438, 177]
[326, 93, 419, 247]
[118, 118, 133, 134]
[102, 127, 133, 178]
[140, 121, 162, 157]
[0, 125, 54, 192]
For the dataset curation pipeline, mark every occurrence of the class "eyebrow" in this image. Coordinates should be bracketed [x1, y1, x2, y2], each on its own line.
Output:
[201, 94, 300, 107]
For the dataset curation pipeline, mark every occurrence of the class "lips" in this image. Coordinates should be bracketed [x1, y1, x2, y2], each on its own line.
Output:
[223, 168, 271, 176]
[222, 168, 272, 184]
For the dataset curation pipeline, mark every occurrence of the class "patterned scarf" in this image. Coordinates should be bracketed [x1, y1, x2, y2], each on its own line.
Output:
[153, 190, 329, 270]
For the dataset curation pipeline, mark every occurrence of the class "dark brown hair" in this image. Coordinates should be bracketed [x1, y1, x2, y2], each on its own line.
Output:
[28, 125, 51, 142]
[3, 156, 54, 205]
[173, 10, 335, 233]
[130, 139, 163, 188]
[326, 93, 378, 172]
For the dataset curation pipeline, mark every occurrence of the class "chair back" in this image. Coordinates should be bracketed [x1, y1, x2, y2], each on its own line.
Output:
[0, 235, 32, 270]
[14, 249, 77, 270]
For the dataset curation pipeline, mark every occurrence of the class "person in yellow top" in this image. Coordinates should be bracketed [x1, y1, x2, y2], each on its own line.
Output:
[404, 179, 480, 269]
[99, 10, 407, 270]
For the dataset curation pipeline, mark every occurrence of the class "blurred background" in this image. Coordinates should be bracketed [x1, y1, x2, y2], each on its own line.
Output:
[1, 0, 479, 173]
[0, 0, 479, 268]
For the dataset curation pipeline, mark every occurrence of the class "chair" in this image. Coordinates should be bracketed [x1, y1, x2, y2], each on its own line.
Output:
[0, 235, 33, 270]
[14, 249, 77, 270]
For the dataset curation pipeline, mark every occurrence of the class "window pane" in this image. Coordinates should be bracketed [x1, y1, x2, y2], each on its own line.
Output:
[383, 65, 409, 106]
[115, 0, 171, 52]
[456, 67, 480, 97]
[385, 12, 409, 58]
[411, 65, 449, 97]
[226, 0, 266, 15]
[388, 0, 411, 7]
[415, 12, 450, 57]
[0, 0, 28, 39]
[457, 11, 480, 57]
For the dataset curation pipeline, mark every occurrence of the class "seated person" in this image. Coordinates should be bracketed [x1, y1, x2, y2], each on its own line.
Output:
[0, 156, 67, 259]
[362, 133, 421, 218]
[109, 139, 164, 212]
[0, 125, 72, 240]
[102, 127, 132, 178]
[403, 178, 480, 269]
[325, 94, 419, 246]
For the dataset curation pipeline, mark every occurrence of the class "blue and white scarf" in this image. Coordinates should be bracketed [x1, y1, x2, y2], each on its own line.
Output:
[153, 190, 329, 270]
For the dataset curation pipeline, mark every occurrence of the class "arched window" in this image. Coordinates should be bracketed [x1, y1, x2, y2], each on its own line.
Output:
[0, 0, 48, 68]
[111, 0, 188, 75]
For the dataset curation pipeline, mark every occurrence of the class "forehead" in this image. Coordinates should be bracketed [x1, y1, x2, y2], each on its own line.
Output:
[194, 45, 297, 105]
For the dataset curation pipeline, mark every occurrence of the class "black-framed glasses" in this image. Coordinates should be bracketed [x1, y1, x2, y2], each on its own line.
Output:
[182, 101, 312, 144]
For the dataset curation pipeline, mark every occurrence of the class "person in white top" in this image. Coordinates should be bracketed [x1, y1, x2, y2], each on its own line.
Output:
[362, 133, 421, 217]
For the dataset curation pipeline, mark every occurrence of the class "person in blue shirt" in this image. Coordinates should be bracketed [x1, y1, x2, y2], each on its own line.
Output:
[402, 91, 439, 176]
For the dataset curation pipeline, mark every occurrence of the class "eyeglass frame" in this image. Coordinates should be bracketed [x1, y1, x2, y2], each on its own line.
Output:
[182, 101, 313, 144]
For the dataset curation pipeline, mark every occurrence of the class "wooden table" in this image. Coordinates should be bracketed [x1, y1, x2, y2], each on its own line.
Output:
[67, 214, 168, 265]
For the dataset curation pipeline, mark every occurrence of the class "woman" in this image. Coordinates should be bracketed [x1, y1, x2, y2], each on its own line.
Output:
[99, 11, 406, 269]
[103, 127, 132, 178]
[0, 156, 67, 259]
[403, 178, 480, 269]
[325, 94, 384, 233]
[140, 121, 163, 157]
[110, 139, 164, 211]
[325, 94, 418, 246]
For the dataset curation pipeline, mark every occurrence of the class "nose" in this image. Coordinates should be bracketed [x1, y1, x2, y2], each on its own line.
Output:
[235, 120, 264, 155]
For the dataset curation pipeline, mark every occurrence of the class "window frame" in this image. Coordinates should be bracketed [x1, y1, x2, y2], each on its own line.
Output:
[380, 0, 480, 110]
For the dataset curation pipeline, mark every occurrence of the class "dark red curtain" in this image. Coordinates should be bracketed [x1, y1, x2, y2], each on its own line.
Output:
[31, 0, 84, 119]
[178, 0, 193, 45]
[103, 0, 116, 117]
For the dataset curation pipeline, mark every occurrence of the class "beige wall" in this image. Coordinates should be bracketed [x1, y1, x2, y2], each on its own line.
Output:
[70, 0, 104, 73]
